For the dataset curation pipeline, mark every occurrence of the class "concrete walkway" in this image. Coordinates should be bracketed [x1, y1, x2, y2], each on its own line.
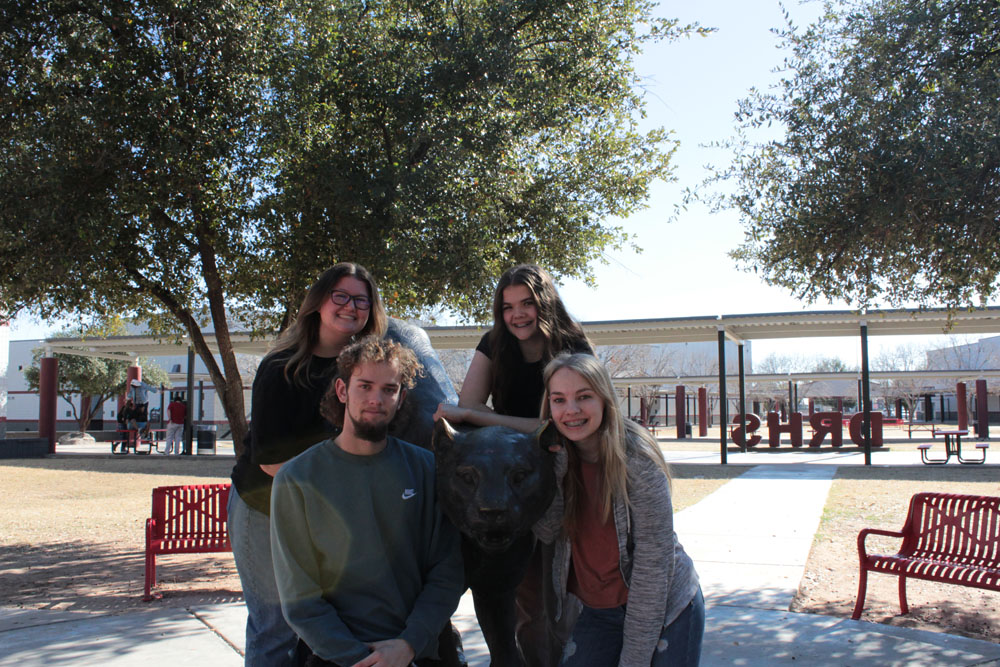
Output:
[2, 459, 999, 666]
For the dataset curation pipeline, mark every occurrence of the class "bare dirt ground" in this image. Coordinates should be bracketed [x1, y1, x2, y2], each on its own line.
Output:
[792, 465, 1000, 643]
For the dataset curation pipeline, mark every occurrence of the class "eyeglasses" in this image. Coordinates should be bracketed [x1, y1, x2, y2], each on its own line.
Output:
[330, 290, 372, 310]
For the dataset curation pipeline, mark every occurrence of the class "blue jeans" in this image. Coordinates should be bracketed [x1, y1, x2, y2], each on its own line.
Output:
[228, 488, 297, 667]
[561, 587, 705, 667]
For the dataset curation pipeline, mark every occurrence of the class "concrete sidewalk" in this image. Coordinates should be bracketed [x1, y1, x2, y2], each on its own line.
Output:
[2, 462, 999, 666]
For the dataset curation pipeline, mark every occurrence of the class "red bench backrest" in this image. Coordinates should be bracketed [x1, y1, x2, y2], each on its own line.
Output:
[903, 493, 1000, 567]
[150, 484, 232, 546]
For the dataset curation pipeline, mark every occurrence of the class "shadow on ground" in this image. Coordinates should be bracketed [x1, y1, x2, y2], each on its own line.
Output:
[794, 597, 999, 644]
[0, 541, 241, 612]
[670, 463, 755, 479]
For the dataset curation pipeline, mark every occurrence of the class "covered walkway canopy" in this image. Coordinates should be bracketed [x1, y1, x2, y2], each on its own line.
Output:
[39, 306, 1000, 462]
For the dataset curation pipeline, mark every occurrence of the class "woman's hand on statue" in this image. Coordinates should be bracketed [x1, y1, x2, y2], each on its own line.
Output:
[434, 403, 469, 424]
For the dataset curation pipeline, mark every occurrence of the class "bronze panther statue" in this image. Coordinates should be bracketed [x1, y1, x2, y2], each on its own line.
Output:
[432, 419, 558, 666]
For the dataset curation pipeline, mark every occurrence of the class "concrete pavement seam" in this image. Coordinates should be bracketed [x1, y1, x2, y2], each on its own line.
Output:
[189, 607, 244, 657]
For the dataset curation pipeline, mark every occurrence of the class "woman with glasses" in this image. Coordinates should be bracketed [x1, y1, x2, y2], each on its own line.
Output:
[229, 262, 387, 666]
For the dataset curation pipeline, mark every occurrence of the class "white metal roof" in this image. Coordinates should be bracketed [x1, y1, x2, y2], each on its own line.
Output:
[41, 306, 1000, 359]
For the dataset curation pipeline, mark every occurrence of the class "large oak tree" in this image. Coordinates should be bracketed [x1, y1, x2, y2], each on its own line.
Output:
[710, 0, 1000, 309]
[1, 0, 702, 452]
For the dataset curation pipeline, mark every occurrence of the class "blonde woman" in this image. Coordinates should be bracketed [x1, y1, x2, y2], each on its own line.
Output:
[535, 353, 704, 666]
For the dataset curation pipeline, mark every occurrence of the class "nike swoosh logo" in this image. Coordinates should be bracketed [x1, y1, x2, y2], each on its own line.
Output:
[401, 489, 416, 500]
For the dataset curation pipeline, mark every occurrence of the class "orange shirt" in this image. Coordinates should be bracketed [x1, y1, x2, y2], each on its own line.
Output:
[567, 460, 628, 609]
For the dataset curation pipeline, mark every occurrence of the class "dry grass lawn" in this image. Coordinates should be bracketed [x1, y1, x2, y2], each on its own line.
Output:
[0, 457, 240, 611]
[0, 456, 741, 612]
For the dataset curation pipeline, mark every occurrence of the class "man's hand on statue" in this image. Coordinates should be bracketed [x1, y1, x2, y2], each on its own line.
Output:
[350, 638, 415, 667]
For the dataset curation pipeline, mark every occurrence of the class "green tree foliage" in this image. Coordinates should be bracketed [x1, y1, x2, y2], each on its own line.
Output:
[1, 0, 704, 451]
[708, 0, 1000, 309]
[24, 328, 169, 432]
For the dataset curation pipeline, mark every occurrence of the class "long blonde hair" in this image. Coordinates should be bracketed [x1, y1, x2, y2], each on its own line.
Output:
[541, 353, 670, 535]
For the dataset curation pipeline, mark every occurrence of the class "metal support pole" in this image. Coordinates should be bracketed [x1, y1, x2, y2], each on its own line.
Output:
[860, 322, 872, 465]
[698, 386, 708, 437]
[738, 343, 747, 453]
[717, 328, 728, 464]
[675, 385, 686, 439]
[184, 347, 195, 455]
[158, 385, 165, 430]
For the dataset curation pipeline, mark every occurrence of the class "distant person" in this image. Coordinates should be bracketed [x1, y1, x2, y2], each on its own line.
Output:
[113, 399, 135, 453]
[535, 353, 704, 667]
[127, 378, 158, 434]
[165, 395, 187, 456]
[270, 336, 464, 666]
[229, 262, 387, 666]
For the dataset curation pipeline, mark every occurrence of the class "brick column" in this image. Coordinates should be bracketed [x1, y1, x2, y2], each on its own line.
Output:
[39, 355, 58, 453]
[975, 379, 989, 439]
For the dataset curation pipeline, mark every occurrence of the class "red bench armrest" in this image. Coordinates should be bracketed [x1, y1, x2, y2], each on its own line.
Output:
[146, 517, 157, 546]
[857, 527, 905, 560]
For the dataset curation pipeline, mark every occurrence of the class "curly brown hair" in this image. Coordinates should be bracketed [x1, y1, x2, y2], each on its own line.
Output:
[320, 336, 422, 427]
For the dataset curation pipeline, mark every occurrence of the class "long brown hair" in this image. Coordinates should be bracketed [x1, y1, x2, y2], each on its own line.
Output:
[488, 264, 590, 413]
[270, 263, 388, 387]
[541, 353, 670, 536]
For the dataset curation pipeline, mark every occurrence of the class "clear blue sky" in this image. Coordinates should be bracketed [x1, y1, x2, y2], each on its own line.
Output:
[555, 0, 995, 366]
[9, 0, 993, 365]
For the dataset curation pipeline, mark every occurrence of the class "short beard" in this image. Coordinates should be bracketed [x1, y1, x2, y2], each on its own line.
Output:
[350, 414, 389, 443]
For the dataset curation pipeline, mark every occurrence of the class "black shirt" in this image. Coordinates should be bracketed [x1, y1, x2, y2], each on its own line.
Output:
[231, 350, 340, 514]
[475, 331, 594, 419]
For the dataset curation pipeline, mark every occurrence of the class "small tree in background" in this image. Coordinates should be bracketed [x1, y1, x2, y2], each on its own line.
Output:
[24, 327, 169, 432]
[873, 343, 931, 425]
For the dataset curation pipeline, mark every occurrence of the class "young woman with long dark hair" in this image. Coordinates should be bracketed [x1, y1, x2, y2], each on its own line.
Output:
[436, 263, 593, 666]
[436, 263, 593, 432]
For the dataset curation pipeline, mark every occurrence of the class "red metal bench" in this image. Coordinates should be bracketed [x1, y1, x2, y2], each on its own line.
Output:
[852, 492, 1000, 619]
[144, 483, 232, 601]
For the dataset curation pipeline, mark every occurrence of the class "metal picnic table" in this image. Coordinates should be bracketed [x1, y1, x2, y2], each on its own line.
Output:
[918, 429, 989, 465]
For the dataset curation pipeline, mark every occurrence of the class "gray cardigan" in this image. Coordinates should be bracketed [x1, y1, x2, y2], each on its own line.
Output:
[534, 440, 700, 666]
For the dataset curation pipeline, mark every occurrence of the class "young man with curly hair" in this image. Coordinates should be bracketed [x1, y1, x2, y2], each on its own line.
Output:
[270, 336, 464, 667]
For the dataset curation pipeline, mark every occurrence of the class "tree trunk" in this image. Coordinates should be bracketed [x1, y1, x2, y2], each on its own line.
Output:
[137, 269, 250, 459]
[197, 225, 249, 458]
[78, 394, 92, 432]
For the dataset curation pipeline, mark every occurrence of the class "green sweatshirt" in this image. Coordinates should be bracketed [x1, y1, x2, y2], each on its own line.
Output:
[270, 436, 464, 665]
